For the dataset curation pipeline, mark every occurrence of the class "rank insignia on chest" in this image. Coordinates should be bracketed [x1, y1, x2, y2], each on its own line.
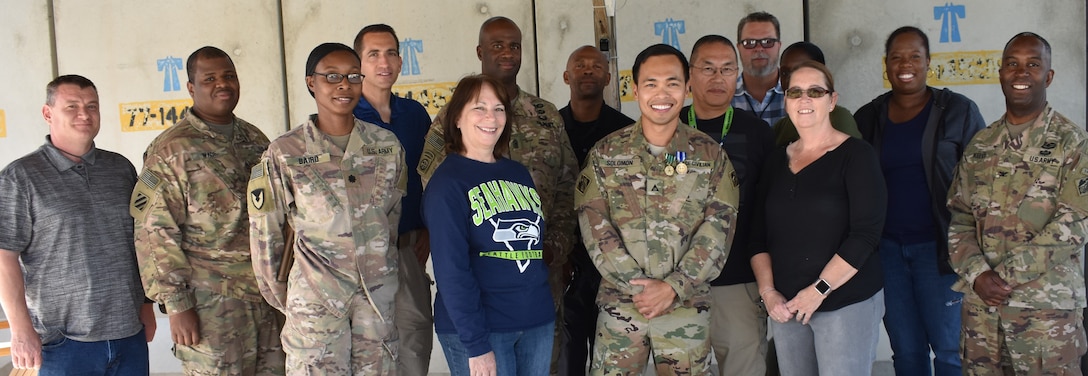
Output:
[647, 178, 663, 195]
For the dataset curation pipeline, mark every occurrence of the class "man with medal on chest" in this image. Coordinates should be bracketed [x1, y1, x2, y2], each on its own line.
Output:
[679, 35, 775, 376]
[574, 43, 740, 375]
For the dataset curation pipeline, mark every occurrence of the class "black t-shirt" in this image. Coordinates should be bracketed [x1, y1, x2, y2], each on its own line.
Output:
[680, 106, 773, 286]
[560, 102, 635, 168]
[561, 101, 635, 272]
[751, 138, 887, 311]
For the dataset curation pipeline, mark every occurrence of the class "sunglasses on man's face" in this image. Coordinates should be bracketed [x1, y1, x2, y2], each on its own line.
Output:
[784, 87, 832, 99]
[739, 38, 778, 49]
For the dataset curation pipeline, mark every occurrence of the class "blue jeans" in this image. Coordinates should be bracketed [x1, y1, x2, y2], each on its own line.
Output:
[438, 321, 554, 376]
[39, 328, 149, 376]
[772, 290, 884, 376]
[879, 238, 963, 376]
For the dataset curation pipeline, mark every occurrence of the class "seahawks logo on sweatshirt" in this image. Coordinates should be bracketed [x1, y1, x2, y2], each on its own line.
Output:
[480, 216, 543, 273]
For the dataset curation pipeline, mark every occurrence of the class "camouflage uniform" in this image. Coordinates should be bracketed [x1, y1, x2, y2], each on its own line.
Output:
[248, 117, 406, 375]
[574, 120, 739, 375]
[417, 88, 577, 370]
[131, 111, 285, 375]
[948, 105, 1088, 375]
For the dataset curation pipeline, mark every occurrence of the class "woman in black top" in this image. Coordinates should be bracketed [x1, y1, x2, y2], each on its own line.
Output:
[853, 27, 985, 376]
[751, 61, 887, 376]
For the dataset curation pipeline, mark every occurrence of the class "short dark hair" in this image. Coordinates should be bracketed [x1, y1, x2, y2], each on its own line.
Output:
[690, 35, 737, 62]
[737, 11, 780, 40]
[46, 75, 96, 106]
[632, 44, 689, 83]
[782, 41, 826, 65]
[884, 26, 930, 60]
[784, 60, 835, 93]
[186, 46, 234, 83]
[353, 24, 400, 56]
[442, 75, 512, 159]
[1004, 32, 1052, 64]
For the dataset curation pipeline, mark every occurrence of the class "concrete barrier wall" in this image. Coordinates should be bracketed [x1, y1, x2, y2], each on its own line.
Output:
[811, 0, 1086, 126]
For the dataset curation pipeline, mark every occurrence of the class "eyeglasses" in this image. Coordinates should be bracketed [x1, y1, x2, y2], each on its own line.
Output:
[312, 72, 364, 84]
[695, 65, 739, 77]
[739, 38, 779, 49]
[784, 87, 832, 99]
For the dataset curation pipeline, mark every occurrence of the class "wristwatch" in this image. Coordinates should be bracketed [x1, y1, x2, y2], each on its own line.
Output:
[814, 279, 832, 296]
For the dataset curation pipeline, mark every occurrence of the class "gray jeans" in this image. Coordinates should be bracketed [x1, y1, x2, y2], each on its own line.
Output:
[770, 290, 884, 376]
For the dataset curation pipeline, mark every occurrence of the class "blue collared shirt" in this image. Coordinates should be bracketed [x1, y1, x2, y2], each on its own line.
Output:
[354, 94, 431, 233]
[732, 76, 785, 127]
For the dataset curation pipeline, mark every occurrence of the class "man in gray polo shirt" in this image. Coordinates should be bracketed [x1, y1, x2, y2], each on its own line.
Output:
[0, 75, 156, 374]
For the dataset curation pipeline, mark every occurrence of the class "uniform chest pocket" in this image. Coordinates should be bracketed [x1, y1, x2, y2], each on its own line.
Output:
[184, 156, 241, 202]
[674, 170, 712, 228]
[284, 162, 344, 219]
[960, 151, 998, 208]
[352, 154, 402, 211]
[1017, 157, 1062, 232]
[600, 167, 643, 220]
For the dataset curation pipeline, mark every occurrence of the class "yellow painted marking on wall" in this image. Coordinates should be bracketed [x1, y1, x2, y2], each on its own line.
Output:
[619, 70, 635, 102]
[119, 99, 193, 132]
[883, 50, 1002, 88]
[0, 109, 6, 138]
[393, 81, 458, 115]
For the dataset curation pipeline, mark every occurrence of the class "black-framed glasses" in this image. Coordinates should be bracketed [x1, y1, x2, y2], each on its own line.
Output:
[739, 38, 779, 49]
[313, 72, 364, 84]
[785, 87, 832, 99]
[695, 65, 739, 77]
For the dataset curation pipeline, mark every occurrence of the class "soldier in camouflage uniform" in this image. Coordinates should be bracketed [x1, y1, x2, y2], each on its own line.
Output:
[131, 47, 285, 375]
[948, 32, 1088, 375]
[416, 16, 578, 374]
[248, 43, 406, 375]
[575, 44, 739, 376]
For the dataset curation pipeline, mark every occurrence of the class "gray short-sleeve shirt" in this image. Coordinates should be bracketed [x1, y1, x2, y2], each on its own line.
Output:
[0, 138, 145, 344]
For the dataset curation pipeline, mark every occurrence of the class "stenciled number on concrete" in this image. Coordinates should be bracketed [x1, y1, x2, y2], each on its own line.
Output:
[118, 99, 193, 132]
[654, 18, 685, 51]
[934, 3, 966, 43]
[400, 38, 424, 76]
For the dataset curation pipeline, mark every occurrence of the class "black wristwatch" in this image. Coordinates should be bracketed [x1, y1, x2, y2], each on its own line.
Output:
[814, 279, 832, 296]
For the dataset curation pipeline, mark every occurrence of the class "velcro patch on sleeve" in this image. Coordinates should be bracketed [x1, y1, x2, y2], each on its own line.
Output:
[129, 169, 162, 220]
[248, 162, 275, 214]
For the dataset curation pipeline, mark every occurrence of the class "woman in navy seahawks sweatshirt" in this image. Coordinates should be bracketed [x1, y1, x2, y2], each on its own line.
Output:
[422, 75, 554, 376]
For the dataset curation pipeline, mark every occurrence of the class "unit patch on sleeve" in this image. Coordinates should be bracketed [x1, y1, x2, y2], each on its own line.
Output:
[129, 169, 162, 220]
[248, 162, 275, 214]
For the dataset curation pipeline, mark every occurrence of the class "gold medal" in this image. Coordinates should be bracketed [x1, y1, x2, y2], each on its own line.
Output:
[676, 162, 688, 175]
[665, 165, 675, 176]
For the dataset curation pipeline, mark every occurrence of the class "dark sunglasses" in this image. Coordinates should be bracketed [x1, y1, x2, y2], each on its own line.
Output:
[785, 87, 832, 99]
[739, 38, 778, 49]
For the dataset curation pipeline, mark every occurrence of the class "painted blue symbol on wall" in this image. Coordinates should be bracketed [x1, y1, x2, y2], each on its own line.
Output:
[400, 39, 424, 76]
[157, 56, 183, 92]
[934, 3, 966, 43]
[654, 18, 685, 50]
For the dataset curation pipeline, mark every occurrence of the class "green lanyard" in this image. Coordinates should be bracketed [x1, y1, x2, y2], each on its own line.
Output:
[687, 106, 734, 145]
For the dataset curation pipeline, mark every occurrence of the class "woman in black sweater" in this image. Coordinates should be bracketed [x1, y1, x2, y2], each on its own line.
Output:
[751, 61, 887, 376]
